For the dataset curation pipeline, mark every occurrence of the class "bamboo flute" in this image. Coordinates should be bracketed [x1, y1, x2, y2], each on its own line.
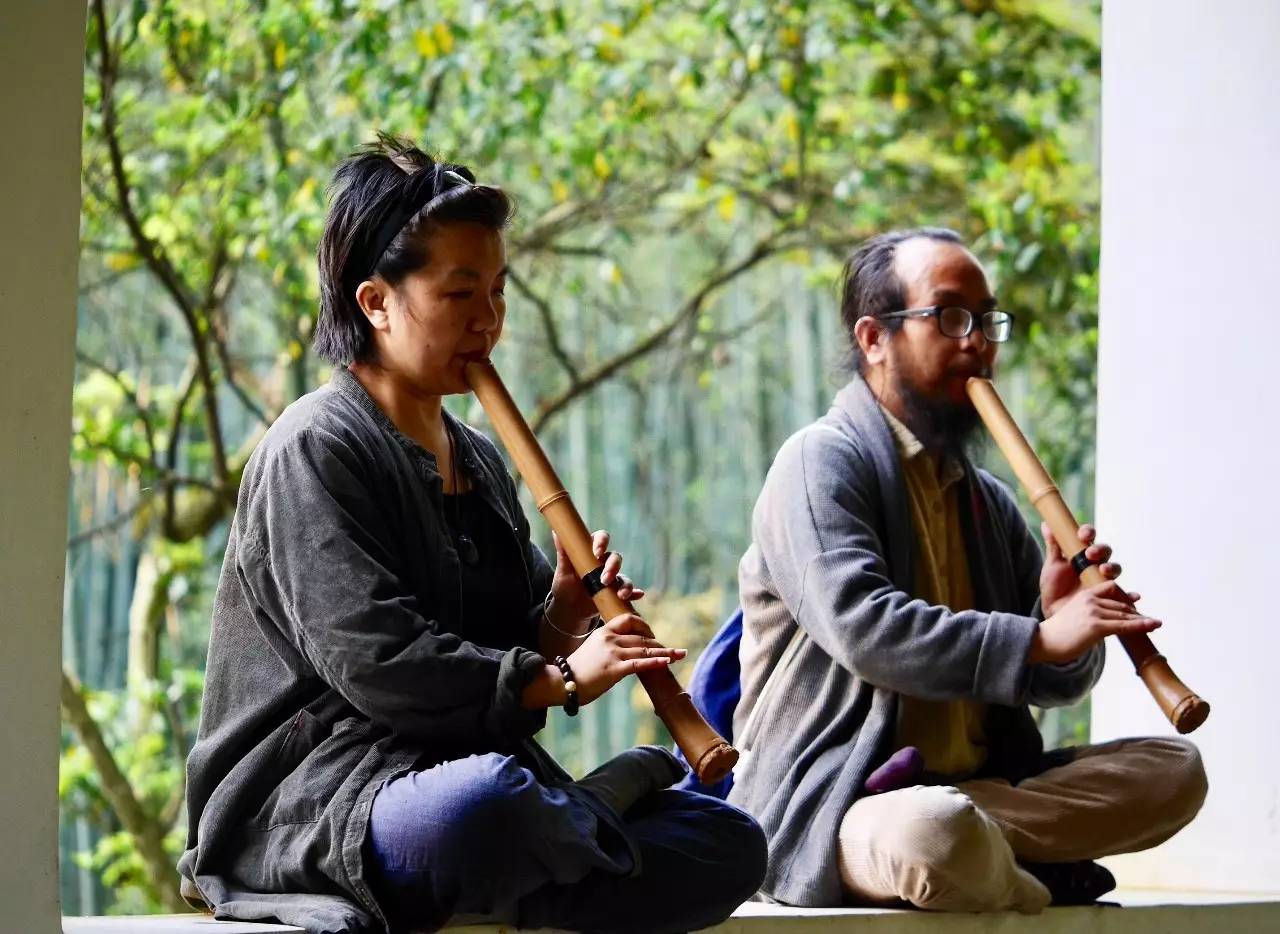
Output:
[465, 359, 739, 783]
[966, 377, 1209, 734]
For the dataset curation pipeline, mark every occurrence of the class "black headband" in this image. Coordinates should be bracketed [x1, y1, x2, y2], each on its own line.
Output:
[362, 166, 475, 279]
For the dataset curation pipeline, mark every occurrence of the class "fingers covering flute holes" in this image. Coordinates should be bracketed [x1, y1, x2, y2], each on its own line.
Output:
[568, 612, 685, 705]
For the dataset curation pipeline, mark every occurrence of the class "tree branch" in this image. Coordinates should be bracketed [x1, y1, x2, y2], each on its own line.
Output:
[92, 0, 229, 487]
[61, 669, 186, 912]
[75, 350, 158, 469]
[162, 359, 199, 540]
[205, 248, 272, 426]
[68, 499, 146, 549]
[507, 269, 579, 384]
[159, 688, 190, 829]
[529, 231, 795, 431]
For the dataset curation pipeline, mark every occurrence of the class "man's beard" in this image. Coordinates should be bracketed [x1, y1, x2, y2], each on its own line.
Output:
[894, 370, 986, 459]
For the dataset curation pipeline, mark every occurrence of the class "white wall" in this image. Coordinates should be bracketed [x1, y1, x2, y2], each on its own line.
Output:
[1094, 0, 1280, 892]
[0, 1, 86, 929]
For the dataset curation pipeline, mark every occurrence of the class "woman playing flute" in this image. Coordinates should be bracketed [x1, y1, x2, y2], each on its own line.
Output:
[177, 134, 766, 934]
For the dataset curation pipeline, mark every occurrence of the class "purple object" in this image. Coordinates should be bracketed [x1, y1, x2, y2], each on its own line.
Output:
[864, 746, 924, 794]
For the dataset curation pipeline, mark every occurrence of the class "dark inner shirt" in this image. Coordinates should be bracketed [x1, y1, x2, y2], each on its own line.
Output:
[441, 488, 535, 653]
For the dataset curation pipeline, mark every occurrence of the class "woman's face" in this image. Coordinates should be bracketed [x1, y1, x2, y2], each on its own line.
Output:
[364, 222, 507, 396]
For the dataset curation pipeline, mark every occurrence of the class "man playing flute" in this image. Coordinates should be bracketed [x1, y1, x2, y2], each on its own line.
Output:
[729, 228, 1207, 911]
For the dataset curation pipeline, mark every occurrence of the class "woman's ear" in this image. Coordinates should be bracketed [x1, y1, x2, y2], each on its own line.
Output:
[853, 316, 889, 366]
[355, 279, 391, 333]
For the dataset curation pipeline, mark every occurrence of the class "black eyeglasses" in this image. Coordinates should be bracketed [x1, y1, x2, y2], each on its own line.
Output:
[875, 306, 1015, 343]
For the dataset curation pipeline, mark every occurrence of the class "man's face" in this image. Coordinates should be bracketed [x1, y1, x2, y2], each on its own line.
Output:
[884, 237, 999, 408]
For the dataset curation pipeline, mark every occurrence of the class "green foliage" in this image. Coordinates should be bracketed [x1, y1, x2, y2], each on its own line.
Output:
[59, 668, 204, 912]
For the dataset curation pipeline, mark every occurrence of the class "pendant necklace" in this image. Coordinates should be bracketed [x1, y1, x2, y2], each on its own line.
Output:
[445, 418, 480, 566]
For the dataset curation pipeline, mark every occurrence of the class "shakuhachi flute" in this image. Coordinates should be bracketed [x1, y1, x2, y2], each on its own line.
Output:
[464, 358, 739, 784]
[966, 377, 1210, 734]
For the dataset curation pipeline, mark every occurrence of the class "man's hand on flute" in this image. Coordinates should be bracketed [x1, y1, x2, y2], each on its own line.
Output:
[1039, 521, 1121, 617]
[1029, 578, 1161, 666]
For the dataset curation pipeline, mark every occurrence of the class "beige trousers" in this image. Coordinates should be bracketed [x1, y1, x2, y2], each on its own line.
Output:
[836, 737, 1208, 912]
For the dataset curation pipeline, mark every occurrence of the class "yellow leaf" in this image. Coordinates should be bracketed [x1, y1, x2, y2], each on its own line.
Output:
[892, 74, 910, 112]
[273, 40, 286, 70]
[717, 191, 736, 222]
[780, 69, 795, 95]
[785, 112, 800, 142]
[433, 21, 454, 54]
[603, 22, 623, 39]
[592, 152, 611, 180]
[414, 28, 438, 58]
[105, 252, 139, 272]
[551, 179, 569, 203]
[780, 26, 802, 48]
[333, 94, 357, 116]
[598, 260, 621, 284]
[293, 177, 317, 206]
[288, 340, 303, 360]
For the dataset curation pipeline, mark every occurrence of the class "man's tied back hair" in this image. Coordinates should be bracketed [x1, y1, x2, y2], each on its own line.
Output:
[839, 227, 963, 373]
[314, 132, 514, 366]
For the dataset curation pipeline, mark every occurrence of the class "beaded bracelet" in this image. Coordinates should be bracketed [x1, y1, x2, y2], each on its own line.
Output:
[553, 654, 580, 717]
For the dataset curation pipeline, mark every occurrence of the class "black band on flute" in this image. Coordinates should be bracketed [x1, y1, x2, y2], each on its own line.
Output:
[1070, 548, 1097, 575]
[581, 553, 614, 596]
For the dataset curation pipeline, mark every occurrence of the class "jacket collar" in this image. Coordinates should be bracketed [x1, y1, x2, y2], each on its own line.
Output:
[329, 367, 515, 522]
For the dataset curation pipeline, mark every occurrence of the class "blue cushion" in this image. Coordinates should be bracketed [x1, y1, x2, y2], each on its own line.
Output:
[673, 608, 743, 798]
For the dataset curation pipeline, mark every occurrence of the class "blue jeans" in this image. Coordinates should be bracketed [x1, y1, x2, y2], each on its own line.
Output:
[366, 752, 767, 933]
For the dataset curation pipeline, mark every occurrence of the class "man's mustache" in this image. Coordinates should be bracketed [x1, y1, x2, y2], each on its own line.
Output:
[949, 359, 992, 380]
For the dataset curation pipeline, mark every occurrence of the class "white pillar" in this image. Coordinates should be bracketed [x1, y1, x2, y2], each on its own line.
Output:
[0, 1, 86, 929]
[1094, 0, 1280, 892]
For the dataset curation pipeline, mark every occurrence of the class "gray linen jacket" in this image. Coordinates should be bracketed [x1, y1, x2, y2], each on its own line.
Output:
[728, 375, 1104, 907]
[177, 370, 611, 934]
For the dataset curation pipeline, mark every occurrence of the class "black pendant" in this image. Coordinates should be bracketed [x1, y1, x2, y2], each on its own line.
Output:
[456, 533, 480, 566]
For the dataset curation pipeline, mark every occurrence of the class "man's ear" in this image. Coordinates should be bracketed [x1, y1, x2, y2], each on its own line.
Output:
[853, 316, 890, 366]
[355, 279, 391, 333]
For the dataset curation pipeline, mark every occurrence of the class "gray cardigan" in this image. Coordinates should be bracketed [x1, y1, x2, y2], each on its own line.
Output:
[729, 376, 1103, 907]
[177, 369, 605, 934]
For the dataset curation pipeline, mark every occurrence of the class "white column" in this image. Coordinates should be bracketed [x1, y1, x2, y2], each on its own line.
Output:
[1094, 0, 1280, 892]
[0, 1, 86, 929]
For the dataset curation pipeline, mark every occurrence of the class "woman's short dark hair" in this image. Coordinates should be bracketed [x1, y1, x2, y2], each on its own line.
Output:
[314, 133, 514, 366]
[839, 227, 963, 373]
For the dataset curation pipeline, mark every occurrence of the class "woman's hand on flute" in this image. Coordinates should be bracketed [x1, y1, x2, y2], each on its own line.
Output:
[1028, 579, 1161, 666]
[520, 611, 685, 711]
[567, 614, 687, 706]
[545, 529, 645, 632]
[1039, 522, 1122, 617]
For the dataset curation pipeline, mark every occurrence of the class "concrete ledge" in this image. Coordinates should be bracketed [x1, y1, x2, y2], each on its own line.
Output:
[62, 890, 1280, 933]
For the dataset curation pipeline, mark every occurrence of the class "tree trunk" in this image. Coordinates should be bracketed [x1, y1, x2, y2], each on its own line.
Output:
[60, 669, 186, 913]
